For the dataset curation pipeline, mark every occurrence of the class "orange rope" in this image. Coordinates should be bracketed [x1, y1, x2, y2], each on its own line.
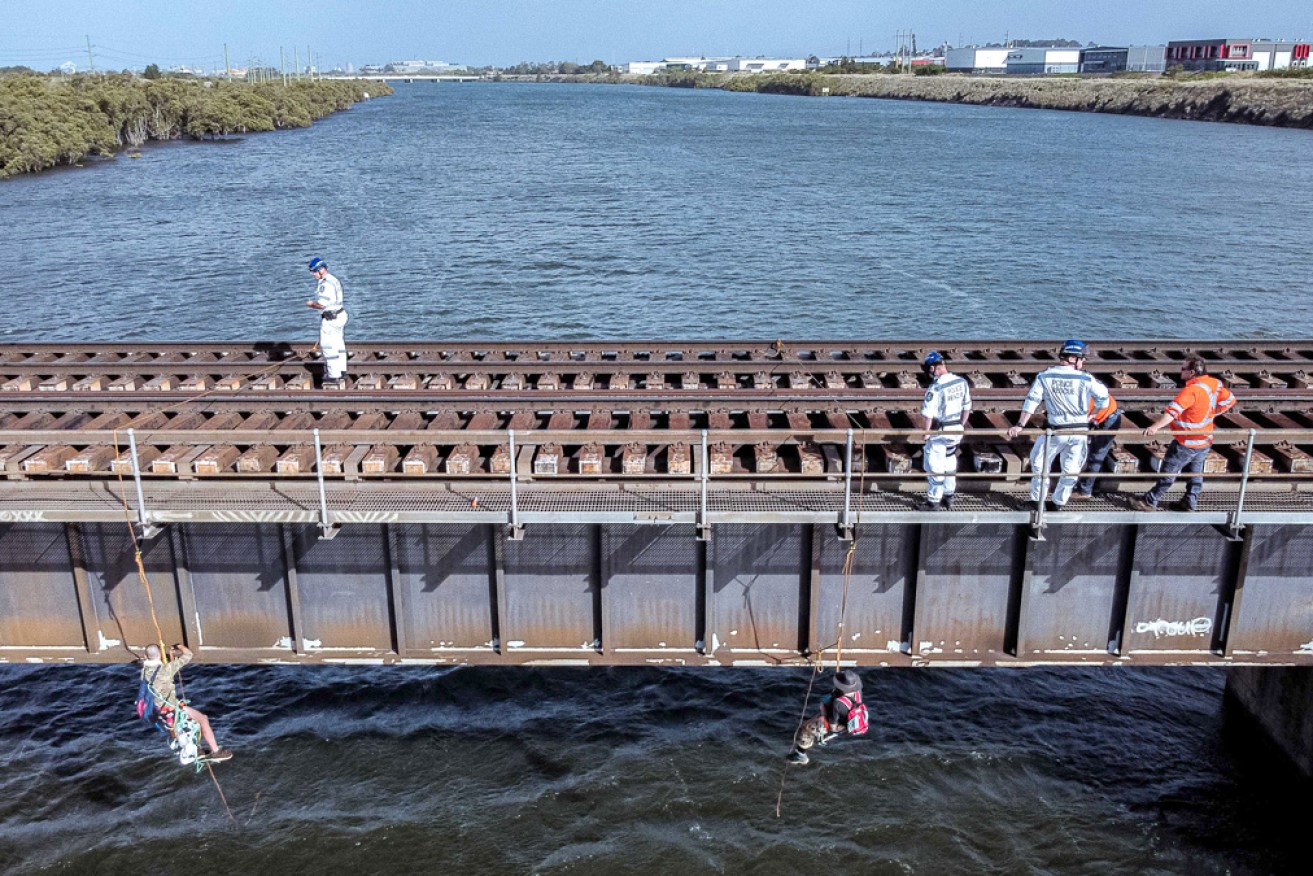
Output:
[104, 345, 312, 818]
[776, 426, 868, 817]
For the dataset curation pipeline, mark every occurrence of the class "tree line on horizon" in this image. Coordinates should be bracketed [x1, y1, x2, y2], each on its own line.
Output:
[0, 72, 390, 178]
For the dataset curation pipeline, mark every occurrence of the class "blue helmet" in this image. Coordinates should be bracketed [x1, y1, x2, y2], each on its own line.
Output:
[1060, 339, 1087, 358]
[308, 257, 327, 272]
[922, 351, 945, 374]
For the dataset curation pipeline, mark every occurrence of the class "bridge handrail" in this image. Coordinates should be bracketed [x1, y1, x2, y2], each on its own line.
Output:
[0, 426, 1305, 445]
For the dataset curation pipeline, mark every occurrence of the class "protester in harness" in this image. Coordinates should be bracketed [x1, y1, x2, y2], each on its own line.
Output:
[788, 669, 870, 765]
[136, 643, 233, 765]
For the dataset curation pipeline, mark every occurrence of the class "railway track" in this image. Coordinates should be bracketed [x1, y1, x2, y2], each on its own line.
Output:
[2, 341, 1312, 482]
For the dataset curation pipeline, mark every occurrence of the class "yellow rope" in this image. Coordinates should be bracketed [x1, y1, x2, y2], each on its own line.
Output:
[775, 425, 868, 817]
[111, 428, 166, 657]
[205, 761, 238, 825]
[775, 660, 822, 818]
[831, 422, 868, 670]
[102, 344, 312, 817]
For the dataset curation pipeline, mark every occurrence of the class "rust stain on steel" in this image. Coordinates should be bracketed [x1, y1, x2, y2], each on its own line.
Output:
[1122, 525, 1230, 654]
[915, 524, 1017, 660]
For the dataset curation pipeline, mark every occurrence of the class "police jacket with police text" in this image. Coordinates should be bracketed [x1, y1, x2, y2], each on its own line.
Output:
[1022, 365, 1111, 429]
[922, 373, 972, 430]
[315, 272, 345, 313]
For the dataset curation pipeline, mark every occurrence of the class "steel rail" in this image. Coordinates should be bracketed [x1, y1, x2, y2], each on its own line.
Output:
[5, 355, 1313, 375]
[5, 338, 1313, 358]
[4, 389, 1313, 412]
[4, 426, 1309, 446]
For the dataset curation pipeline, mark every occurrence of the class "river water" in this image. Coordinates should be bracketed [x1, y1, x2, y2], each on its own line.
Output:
[2, 83, 1312, 873]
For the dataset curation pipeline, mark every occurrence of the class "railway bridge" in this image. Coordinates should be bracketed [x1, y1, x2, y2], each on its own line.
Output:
[2, 340, 1311, 768]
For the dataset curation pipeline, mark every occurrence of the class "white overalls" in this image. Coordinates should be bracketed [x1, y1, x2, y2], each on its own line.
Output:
[314, 271, 348, 380]
[1021, 365, 1111, 506]
[921, 373, 972, 502]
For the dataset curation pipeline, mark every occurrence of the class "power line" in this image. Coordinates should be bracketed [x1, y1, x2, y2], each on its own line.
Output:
[0, 47, 87, 58]
[87, 43, 225, 63]
[94, 49, 223, 67]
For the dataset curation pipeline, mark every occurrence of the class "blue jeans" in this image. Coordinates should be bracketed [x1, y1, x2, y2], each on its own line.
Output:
[1145, 441, 1209, 508]
[1076, 412, 1121, 495]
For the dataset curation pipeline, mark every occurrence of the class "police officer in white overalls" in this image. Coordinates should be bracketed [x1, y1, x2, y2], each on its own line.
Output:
[919, 351, 972, 511]
[1006, 340, 1111, 508]
[306, 257, 348, 388]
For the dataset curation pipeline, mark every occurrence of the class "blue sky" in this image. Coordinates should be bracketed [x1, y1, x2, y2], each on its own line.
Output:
[4, 1, 1311, 71]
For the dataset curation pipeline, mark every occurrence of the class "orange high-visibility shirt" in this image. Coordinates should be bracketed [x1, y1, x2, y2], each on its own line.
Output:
[1166, 375, 1235, 448]
[1089, 394, 1118, 425]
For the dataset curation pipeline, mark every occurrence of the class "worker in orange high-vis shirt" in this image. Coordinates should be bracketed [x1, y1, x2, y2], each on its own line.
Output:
[1130, 356, 1236, 512]
[1071, 391, 1121, 500]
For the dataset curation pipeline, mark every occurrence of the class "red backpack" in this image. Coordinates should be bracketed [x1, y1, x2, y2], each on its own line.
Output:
[835, 691, 869, 735]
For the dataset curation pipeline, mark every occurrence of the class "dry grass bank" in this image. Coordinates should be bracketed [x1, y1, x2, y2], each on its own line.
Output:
[519, 71, 1313, 129]
[816, 74, 1313, 128]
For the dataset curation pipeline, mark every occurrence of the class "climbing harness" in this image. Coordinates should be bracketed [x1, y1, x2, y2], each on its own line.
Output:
[111, 347, 309, 819]
[134, 663, 205, 768]
[775, 421, 871, 816]
[825, 690, 869, 736]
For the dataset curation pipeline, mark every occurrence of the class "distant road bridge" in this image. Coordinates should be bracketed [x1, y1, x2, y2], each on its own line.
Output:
[327, 74, 481, 84]
[2, 340, 1313, 672]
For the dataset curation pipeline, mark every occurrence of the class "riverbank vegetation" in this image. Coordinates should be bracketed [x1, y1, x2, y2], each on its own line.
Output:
[640, 70, 1313, 128]
[0, 73, 390, 178]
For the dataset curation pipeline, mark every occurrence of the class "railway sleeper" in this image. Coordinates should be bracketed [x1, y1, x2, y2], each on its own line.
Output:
[236, 445, 280, 473]
[403, 443, 440, 475]
[362, 444, 400, 475]
[110, 446, 162, 474]
[21, 445, 75, 474]
[194, 444, 242, 475]
[66, 445, 118, 474]
[152, 445, 206, 476]
[622, 443, 647, 475]
[798, 441, 824, 475]
[579, 443, 605, 475]
[753, 443, 780, 474]
[441, 444, 475, 475]
[710, 442, 735, 475]
[534, 443, 563, 476]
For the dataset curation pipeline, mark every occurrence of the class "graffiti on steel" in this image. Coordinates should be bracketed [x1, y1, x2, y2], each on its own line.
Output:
[1134, 617, 1213, 638]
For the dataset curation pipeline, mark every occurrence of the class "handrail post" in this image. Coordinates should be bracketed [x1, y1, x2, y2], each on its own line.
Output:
[841, 428, 854, 539]
[1230, 428, 1256, 540]
[127, 428, 157, 538]
[698, 429, 710, 541]
[313, 428, 336, 539]
[508, 429, 522, 539]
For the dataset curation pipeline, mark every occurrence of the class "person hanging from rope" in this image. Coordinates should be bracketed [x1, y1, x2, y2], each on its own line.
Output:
[787, 669, 869, 765]
[138, 643, 233, 764]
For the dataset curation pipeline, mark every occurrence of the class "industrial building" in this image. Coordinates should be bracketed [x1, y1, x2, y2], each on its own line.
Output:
[944, 47, 1008, 73]
[1166, 39, 1312, 72]
[622, 61, 668, 75]
[947, 46, 1083, 75]
[623, 57, 806, 75]
[1127, 46, 1168, 73]
[628, 37, 1309, 79]
[1079, 47, 1128, 74]
[1005, 47, 1081, 74]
